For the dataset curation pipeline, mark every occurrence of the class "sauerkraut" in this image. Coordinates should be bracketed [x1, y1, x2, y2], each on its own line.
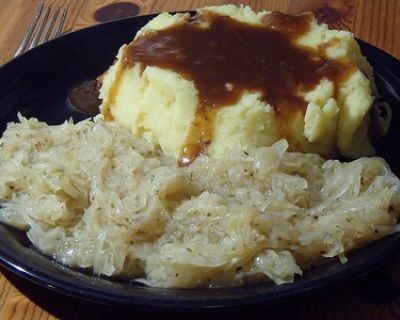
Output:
[0, 115, 399, 288]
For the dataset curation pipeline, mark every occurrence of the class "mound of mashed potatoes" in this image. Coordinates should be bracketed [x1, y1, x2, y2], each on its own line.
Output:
[99, 5, 390, 165]
[0, 116, 399, 288]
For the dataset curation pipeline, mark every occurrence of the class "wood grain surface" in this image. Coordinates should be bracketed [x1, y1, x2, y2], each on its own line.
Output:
[0, 0, 399, 319]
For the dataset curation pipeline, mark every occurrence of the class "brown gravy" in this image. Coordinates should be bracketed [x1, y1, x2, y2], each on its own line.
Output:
[67, 80, 102, 117]
[118, 12, 354, 164]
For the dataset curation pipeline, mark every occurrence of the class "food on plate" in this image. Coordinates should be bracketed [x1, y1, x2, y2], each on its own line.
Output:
[99, 5, 390, 165]
[0, 116, 399, 288]
[0, 5, 397, 289]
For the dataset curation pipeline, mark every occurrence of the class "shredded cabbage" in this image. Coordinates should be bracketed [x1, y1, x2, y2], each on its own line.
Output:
[0, 116, 399, 288]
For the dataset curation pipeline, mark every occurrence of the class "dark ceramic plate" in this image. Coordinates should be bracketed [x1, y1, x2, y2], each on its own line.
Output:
[0, 13, 400, 312]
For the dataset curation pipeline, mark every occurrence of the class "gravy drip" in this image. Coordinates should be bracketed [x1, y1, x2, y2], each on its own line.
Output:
[67, 80, 102, 117]
[123, 12, 354, 164]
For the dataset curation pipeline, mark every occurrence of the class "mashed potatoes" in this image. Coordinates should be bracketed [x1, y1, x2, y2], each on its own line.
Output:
[0, 116, 399, 288]
[100, 5, 390, 163]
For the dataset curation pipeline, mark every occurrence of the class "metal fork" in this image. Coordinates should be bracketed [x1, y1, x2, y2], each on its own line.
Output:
[14, 2, 68, 57]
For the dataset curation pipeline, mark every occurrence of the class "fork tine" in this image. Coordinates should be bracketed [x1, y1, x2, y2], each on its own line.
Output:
[29, 5, 52, 50]
[54, 7, 67, 38]
[42, 5, 60, 44]
[14, 2, 44, 57]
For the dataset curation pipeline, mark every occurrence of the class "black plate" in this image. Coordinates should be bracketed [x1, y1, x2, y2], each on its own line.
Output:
[0, 14, 400, 312]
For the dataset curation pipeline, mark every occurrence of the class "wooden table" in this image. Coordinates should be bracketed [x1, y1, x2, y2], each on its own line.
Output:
[0, 0, 399, 319]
